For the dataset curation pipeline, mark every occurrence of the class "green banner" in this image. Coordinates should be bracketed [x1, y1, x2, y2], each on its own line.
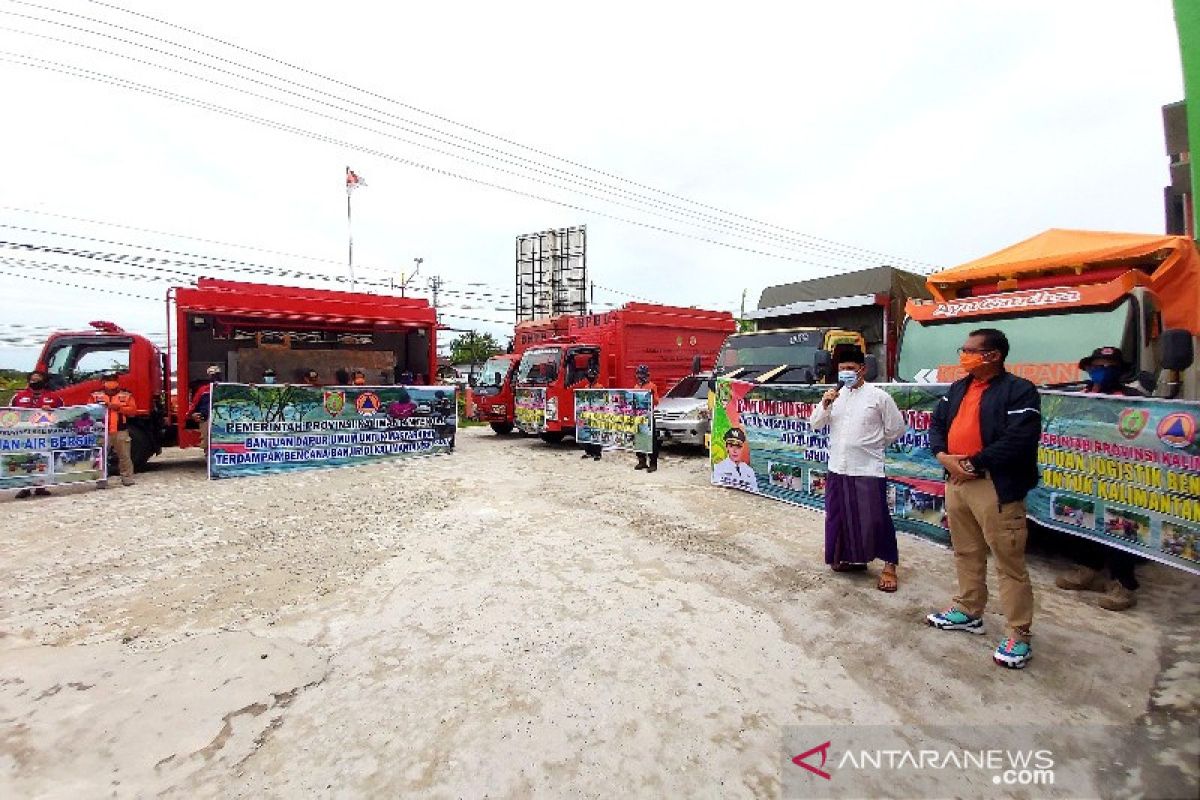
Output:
[0, 404, 108, 489]
[514, 387, 547, 434]
[710, 379, 1200, 575]
[574, 389, 654, 453]
[208, 383, 456, 480]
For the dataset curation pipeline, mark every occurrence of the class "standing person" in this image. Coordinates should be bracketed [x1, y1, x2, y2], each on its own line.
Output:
[260, 368, 277, 385]
[1055, 346, 1143, 611]
[925, 329, 1041, 669]
[808, 347, 906, 592]
[11, 369, 64, 498]
[351, 369, 367, 386]
[571, 365, 605, 461]
[91, 370, 138, 488]
[304, 369, 322, 387]
[632, 365, 662, 473]
[188, 365, 221, 454]
[335, 368, 351, 385]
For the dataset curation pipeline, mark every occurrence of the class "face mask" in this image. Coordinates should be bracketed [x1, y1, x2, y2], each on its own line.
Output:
[262, 376, 276, 384]
[959, 351, 987, 372]
[837, 369, 859, 387]
[29, 380, 44, 390]
[1088, 366, 1119, 387]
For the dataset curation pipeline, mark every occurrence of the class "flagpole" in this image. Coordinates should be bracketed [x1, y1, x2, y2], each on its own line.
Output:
[346, 182, 355, 291]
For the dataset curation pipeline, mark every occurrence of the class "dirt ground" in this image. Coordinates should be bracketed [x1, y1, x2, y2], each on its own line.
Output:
[2, 426, 1198, 798]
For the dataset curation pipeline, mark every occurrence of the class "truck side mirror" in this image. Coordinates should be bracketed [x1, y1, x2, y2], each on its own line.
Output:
[813, 349, 832, 381]
[691, 354, 702, 374]
[864, 354, 879, 382]
[1160, 329, 1194, 371]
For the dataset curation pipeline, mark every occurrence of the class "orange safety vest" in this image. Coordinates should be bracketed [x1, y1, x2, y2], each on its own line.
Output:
[91, 388, 138, 433]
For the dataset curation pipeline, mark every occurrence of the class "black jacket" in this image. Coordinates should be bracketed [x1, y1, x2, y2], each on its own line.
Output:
[929, 370, 1041, 505]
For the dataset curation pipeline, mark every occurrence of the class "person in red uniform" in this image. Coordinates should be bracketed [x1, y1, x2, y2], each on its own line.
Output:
[188, 365, 221, 454]
[92, 370, 138, 487]
[633, 364, 662, 473]
[10, 369, 64, 498]
[570, 365, 605, 461]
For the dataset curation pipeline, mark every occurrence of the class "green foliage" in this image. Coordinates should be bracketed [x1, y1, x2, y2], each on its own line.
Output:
[450, 331, 501, 368]
[737, 318, 755, 333]
[0, 369, 26, 406]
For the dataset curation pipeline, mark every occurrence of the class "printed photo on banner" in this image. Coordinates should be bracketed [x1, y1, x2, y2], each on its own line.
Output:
[0, 403, 108, 491]
[207, 383, 456, 480]
[709, 378, 1200, 575]
[514, 387, 547, 434]
[574, 389, 653, 453]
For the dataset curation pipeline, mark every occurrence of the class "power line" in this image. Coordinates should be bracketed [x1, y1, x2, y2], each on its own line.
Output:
[75, 0, 935, 269]
[0, 17, 901, 265]
[0, 260, 159, 300]
[3, 0, 932, 269]
[0, 51, 869, 271]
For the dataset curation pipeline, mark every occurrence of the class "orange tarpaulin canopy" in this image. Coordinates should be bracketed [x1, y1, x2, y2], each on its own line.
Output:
[927, 229, 1200, 333]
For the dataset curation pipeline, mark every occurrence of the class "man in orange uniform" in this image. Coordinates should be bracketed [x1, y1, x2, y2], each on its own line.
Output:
[91, 370, 138, 488]
[925, 329, 1042, 670]
[633, 364, 662, 473]
[570, 365, 605, 461]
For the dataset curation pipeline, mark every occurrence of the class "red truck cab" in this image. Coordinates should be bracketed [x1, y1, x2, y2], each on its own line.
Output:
[513, 303, 735, 442]
[466, 353, 521, 433]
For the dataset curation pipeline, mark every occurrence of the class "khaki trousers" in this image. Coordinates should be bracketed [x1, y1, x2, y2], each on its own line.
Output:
[110, 430, 134, 478]
[945, 476, 1034, 640]
[199, 422, 208, 453]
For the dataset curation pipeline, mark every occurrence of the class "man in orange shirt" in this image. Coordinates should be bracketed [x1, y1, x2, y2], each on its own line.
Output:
[632, 364, 662, 473]
[91, 370, 139, 487]
[570, 365, 605, 461]
[925, 329, 1042, 669]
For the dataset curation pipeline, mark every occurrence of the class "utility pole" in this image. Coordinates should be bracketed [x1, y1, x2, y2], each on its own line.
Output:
[401, 257, 423, 298]
[428, 275, 443, 320]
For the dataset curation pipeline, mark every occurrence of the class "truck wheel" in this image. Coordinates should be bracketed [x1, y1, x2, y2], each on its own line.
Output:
[129, 425, 155, 471]
[539, 432, 565, 444]
[490, 422, 515, 435]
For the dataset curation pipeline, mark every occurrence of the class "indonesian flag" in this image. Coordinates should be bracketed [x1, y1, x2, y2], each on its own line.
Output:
[346, 166, 366, 194]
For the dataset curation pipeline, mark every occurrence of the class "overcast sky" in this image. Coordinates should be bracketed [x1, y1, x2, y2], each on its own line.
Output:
[0, 0, 1186, 369]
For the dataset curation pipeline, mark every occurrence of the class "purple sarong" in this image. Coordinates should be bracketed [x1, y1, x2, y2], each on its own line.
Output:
[824, 472, 899, 565]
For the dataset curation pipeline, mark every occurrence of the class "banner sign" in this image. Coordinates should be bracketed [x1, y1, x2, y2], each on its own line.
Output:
[710, 379, 1200, 575]
[208, 384, 456, 480]
[0, 403, 108, 490]
[514, 387, 547, 434]
[574, 389, 653, 453]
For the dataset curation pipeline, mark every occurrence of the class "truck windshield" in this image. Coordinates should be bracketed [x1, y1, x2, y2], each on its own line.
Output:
[516, 349, 560, 385]
[667, 376, 709, 399]
[717, 331, 820, 371]
[897, 300, 1136, 385]
[44, 339, 133, 388]
[476, 357, 511, 388]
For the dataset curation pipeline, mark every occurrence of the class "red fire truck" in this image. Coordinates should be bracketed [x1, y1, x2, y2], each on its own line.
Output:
[511, 303, 735, 442]
[34, 278, 439, 469]
[466, 315, 573, 434]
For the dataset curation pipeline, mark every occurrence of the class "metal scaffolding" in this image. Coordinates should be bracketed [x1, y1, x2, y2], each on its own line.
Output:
[515, 225, 587, 322]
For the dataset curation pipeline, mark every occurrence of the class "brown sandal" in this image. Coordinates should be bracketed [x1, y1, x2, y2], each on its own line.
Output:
[877, 565, 898, 593]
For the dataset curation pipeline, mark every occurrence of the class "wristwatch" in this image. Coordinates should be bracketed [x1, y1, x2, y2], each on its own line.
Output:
[959, 458, 976, 474]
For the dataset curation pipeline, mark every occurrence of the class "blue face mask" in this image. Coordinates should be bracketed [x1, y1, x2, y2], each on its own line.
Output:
[838, 369, 859, 388]
[262, 376, 276, 384]
[1088, 366, 1119, 387]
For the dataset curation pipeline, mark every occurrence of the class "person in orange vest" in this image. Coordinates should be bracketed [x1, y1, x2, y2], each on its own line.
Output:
[11, 369, 64, 498]
[351, 369, 367, 386]
[570, 365, 605, 461]
[633, 364, 662, 473]
[91, 370, 138, 487]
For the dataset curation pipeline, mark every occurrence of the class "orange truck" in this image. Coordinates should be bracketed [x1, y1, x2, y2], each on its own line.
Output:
[898, 229, 1199, 399]
[512, 303, 736, 443]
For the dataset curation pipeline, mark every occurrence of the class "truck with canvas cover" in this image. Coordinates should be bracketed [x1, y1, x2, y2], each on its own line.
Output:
[742, 266, 930, 381]
[35, 278, 439, 468]
[466, 315, 574, 434]
[897, 230, 1200, 400]
[513, 303, 735, 442]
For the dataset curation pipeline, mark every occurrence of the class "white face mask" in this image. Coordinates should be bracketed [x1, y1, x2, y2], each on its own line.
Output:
[262, 376, 276, 384]
[838, 369, 859, 387]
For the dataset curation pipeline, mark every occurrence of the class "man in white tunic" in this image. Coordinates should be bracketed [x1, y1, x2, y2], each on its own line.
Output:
[808, 347, 906, 592]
